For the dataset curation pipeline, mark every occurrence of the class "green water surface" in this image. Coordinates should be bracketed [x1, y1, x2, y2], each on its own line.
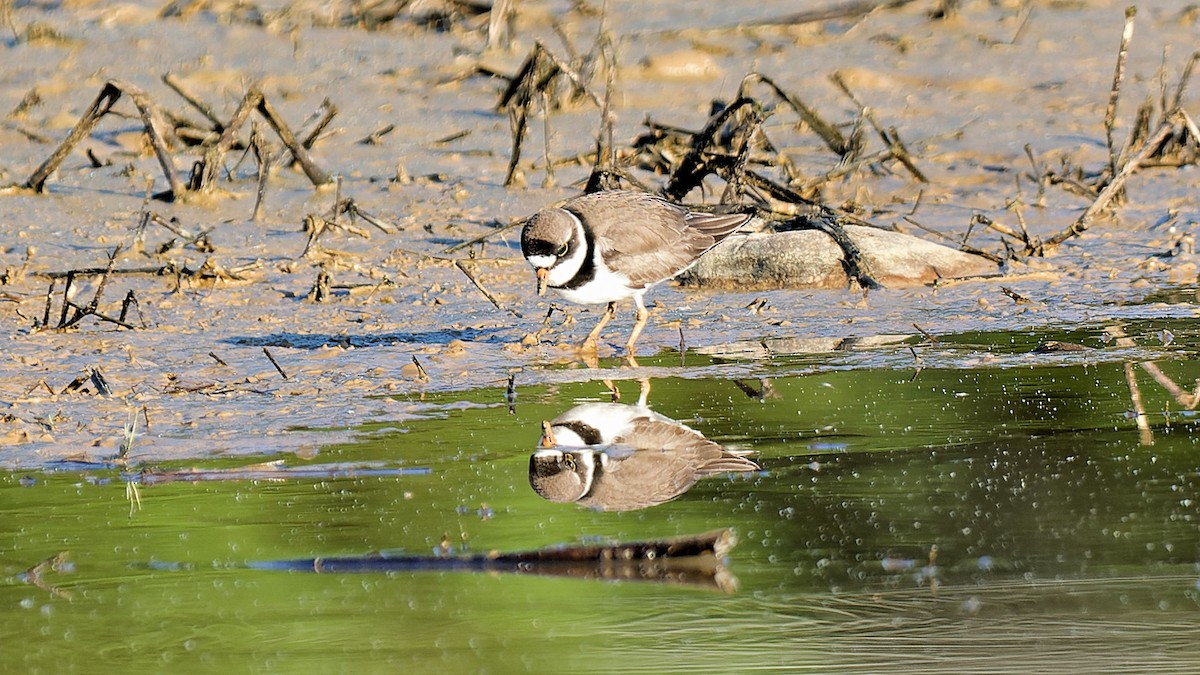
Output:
[3, 331, 1199, 673]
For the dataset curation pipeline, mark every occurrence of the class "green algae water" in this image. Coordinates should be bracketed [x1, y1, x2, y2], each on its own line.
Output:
[4, 344, 1200, 673]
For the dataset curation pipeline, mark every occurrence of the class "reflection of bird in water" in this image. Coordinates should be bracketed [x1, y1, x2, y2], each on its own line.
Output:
[529, 401, 759, 512]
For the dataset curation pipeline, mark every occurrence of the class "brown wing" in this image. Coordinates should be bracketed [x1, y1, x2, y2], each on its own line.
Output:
[579, 418, 758, 511]
[567, 191, 751, 288]
[582, 450, 701, 511]
[621, 418, 760, 475]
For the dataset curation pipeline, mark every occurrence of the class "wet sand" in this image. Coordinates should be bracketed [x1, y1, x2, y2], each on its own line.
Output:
[0, 0, 1197, 466]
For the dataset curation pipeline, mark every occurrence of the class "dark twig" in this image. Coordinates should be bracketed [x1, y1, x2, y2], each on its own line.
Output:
[663, 96, 760, 201]
[912, 323, 940, 345]
[299, 98, 338, 151]
[830, 72, 927, 182]
[20, 81, 183, 199]
[411, 356, 430, 383]
[162, 72, 224, 131]
[740, 72, 851, 157]
[194, 86, 332, 192]
[455, 259, 521, 317]
[441, 218, 524, 254]
[262, 347, 288, 380]
[59, 246, 122, 329]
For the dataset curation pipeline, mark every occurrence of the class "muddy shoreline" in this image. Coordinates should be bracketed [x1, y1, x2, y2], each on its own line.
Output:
[1, 0, 1197, 467]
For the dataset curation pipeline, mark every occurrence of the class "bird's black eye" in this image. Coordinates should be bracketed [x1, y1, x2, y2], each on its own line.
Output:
[563, 455, 576, 470]
[555, 243, 568, 257]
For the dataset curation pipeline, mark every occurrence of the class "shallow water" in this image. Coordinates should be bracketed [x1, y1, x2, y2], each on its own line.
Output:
[2, 0, 1200, 671]
[5, 328, 1199, 673]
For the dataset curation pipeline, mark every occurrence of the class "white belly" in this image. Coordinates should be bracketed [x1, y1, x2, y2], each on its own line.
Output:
[552, 265, 649, 305]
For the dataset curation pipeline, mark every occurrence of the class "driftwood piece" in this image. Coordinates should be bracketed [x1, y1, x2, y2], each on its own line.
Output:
[249, 529, 737, 591]
[684, 226, 999, 290]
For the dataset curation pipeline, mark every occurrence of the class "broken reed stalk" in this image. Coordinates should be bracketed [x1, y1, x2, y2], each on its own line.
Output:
[77, 247, 119, 318]
[262, 347, 288, 380]
[258, 94, 331, 186]
[746, 0, 919, 26]
[299, 98, 338, 151]
[505, 106, 530, 186]
[23, 81, 184, 199]
[719, 103, 767, 204]
[1037, 116, 1178, 253]
[441, 218, 525, 254]
[252, 138, 273, 223]
[195, 86, 332, 192]
[49, 246, 141, 330]
[330, 198, 400, 234]
[1123, 362, 1154, 446]
[499, 40, 603, 186]
[410, 356, 430, 383]
[829, 71, 927, 182]
[1105, 7, 1137, 176]
[485, 0, 514, 52]
[584, 32, 621, 192]
[741, 72, 850, 156]
[905, 214, 1006, 264]
[454, 259, 521, 317]
[662, 96, 759, 201]
[162, 72, 224, 131]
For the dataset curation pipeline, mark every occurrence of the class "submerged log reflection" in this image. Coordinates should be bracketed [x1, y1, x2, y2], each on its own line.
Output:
[251, 529, 738, 592]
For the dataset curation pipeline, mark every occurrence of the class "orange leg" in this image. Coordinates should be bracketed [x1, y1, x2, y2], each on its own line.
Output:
[624, 295, 649, 355]
[582, 301, 616, 351]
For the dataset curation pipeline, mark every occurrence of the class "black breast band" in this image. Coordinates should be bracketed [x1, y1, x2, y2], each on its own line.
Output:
[552, 208, 597, 291]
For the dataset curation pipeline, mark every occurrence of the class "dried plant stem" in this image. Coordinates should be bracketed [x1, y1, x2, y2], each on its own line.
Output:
[1105, 7, 1137, 175]
[196, 86, 332, 192]
[455, 260, 521, 317]
[262, 347, 288, 380]
[830, 71, 927, 182]
[1038, 116, 1177, 253]
[23, 81, 183, 198]
[741, 72, 849, 156]
[1123, 362, 1154, 446]
[1138, 362, 1199, 410]
[162, 72, 224, 130]
[747, 0, 918, 26]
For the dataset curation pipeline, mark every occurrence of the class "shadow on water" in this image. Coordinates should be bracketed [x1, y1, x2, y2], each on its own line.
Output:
[3, 326, 1200, 672]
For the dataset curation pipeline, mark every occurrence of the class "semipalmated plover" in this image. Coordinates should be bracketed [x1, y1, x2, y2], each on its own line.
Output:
[529, 402, 759, 511]
[520, 190, 751, 353]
